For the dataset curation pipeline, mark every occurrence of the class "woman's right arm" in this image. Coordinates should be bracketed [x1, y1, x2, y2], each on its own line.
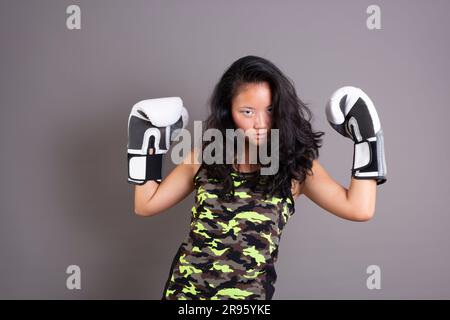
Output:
[134, 149, 201, 217]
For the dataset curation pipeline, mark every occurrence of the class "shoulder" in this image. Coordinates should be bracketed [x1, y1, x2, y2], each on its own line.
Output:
[183, 147, 202, 178]
[290, 159, 322, 199]
[291, 179, 302, 199]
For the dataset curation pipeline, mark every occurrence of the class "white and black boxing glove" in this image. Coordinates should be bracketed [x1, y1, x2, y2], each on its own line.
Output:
[127, 97, 188, 185]
[326, 86, 387, 185]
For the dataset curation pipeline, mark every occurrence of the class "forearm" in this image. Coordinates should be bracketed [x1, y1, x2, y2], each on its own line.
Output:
[346, 178, 377, 220]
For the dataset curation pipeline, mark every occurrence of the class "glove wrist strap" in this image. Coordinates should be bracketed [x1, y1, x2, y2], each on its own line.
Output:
[145, 154, 163, 181]
[352, 130, 387, 185]
[127, 153, 163, 185]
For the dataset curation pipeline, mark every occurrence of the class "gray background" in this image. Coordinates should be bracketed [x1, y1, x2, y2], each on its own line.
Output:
[1, 0, 449, 299]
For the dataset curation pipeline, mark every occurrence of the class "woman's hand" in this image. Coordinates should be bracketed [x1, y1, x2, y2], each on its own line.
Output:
[325, 86, 387, 185]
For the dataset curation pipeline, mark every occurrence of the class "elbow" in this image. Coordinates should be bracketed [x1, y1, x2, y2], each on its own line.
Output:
[134, 206, 153, 217]
[134, 208, 146, 216]
[352, 208, 375, 222]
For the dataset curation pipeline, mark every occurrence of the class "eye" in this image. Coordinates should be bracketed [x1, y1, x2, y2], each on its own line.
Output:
[267, 106, 273, 113]
[241, 110, 254, 116]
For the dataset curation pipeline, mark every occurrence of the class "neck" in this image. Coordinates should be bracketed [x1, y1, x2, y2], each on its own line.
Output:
[235, 140, 259, 172]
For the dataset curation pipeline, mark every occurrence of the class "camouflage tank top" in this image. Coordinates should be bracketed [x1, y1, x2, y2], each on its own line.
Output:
[162, 165, 295, 300]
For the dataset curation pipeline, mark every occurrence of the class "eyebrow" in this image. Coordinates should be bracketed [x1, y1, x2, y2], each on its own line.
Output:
[240, 105, 272, 109]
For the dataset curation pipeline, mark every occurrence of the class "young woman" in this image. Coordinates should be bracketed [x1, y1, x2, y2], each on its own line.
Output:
[128, 55, 386, 300]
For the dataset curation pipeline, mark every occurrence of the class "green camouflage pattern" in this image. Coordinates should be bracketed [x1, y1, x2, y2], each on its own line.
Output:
[162, 166, 295, 300]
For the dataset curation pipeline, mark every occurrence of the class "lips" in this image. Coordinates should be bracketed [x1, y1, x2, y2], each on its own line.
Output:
[255, 130, 268, 136]
[246, 130, 269, 142]
[254, 133, 268, 141]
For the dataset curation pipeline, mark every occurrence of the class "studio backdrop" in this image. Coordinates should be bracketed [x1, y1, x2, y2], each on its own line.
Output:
[1, 0, 449, 299]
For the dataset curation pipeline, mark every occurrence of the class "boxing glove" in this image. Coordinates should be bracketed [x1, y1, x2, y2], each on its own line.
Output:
[127, 97, 188, 185]
[326, 86, 386, 185]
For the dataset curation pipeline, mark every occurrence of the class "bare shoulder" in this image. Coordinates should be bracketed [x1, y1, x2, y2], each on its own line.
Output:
[291, 178, 302, 199]
[182, 147, 202, 177]
[291, 159, 322, 199]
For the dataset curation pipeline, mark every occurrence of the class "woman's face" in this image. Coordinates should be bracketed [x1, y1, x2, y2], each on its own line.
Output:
[231, 82, 273, 145]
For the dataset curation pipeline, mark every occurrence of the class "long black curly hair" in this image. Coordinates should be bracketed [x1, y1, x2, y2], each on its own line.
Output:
[200, 55, 324, 202]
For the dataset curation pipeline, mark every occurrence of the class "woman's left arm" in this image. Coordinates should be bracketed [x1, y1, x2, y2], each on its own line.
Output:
[297, 160, 376, 222]
[295, 85, 387, 221]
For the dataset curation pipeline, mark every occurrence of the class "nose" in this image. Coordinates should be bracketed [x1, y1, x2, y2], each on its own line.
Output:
[254, 111, 270, 130]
